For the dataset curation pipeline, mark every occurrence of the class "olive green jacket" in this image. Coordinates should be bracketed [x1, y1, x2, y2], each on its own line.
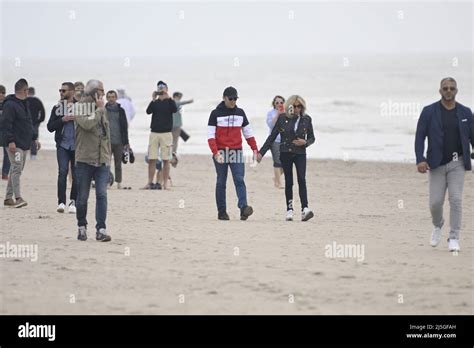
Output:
[74, 95, 111, 165]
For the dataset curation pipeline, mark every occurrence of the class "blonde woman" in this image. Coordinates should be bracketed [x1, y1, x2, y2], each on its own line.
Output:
[257, 95, 315, 221]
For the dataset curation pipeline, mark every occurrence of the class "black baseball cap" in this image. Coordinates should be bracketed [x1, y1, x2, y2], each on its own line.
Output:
[223, 86, 238, 98]
[157, 81, 168, 89]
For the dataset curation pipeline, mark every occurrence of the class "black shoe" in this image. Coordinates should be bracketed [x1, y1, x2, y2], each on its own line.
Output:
[152, 183, 162, 190]
[218, 211, 230, 220]
[240, 206, 253, 220]
[96, 229, 111, 242]
[95, 228, 112, 242]
[77, 226, 87, 241]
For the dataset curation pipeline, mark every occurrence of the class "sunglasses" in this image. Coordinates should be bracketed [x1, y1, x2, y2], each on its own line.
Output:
[228, 97, 238, 101]
[59, 89, 69, 93]
[293, 104, 303, 108]
[442, 87, 456, 91]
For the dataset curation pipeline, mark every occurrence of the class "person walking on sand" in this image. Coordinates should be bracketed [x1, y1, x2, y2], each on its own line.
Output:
[172, 91, 193, 158]
[26, 86, 45, 160]
[74, 79, 112, 242]
[207, 86, 258, 221]
[415, 77, 474, 252]
[47, 82, 78, 214]
[117, 87, 136, 125]
[266, 95, 285, 189]
[144, 81, 177, 190]
[257, 95, 315, 222]
[3, 78, 41, 208]
[106, 90, 130, 189]
[0, 84, 11, 181]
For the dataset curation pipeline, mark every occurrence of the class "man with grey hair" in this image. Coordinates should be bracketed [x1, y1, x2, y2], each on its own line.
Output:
[74, 79, 112, 242]
[415, 77, 474, 252]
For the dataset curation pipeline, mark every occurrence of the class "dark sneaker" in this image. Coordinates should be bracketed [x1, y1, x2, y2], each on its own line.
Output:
[152, 183, 162, 190]
[77, 226, 87, 241]
[301, 207, 314, 222]
[4, 198, 15, 207]
[240, 206, 253, 220]
[218, 211, 230, 220]
[96, 228, 111, 242]
[14, 198, 28, 208]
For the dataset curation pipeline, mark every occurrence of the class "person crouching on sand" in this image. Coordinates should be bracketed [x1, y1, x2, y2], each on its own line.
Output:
[257, 95, 315, 222]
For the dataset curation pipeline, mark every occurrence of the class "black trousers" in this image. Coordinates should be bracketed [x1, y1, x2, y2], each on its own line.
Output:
[280, 152, 308, 211]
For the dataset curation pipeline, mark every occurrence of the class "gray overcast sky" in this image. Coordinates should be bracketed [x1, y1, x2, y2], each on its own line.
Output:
[1, 0, 472, 58]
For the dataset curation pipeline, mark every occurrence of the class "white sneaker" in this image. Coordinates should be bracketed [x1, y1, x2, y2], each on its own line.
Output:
[430, 226, 442, 247]
[286, 210, 294, 221]
[448, 239, 460, 252]
[301, 207, 314, 221]
[68, 200, 76, 214]
[57, 203, 65, 213]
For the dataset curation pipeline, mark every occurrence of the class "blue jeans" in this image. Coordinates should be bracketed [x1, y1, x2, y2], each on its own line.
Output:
[213, 149, 247, 213]
[2, 147, 11, 177]
[75, 162, 109, 230]
[57, 146, 77, 205]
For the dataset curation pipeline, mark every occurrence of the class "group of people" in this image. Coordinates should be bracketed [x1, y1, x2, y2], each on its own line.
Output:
[0, 77, 473, 253]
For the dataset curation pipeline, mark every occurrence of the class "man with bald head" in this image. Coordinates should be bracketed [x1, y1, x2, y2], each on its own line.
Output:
[415, 77, 474, 252]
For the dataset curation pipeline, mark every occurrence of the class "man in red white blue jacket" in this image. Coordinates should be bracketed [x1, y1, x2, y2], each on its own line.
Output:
[207, 86, 258, 221]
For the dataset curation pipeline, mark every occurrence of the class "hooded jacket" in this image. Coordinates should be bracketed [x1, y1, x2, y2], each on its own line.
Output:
[1, 94, 37, 150]
[207, 101, 258, 155]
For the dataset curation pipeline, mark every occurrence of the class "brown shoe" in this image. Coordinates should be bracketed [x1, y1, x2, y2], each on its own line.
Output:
[14, 198, 28, 208]
[4, 198, 15, 207]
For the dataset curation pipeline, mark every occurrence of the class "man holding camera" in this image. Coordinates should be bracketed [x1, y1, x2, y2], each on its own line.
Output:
[144, 81, 177, 190]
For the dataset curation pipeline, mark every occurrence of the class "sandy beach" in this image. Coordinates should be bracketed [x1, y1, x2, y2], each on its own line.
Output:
[0, 150, 472, 315]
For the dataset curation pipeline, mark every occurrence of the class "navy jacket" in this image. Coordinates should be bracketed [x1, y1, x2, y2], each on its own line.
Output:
[2, 94, 37, 150]
[47, 102, 74, 148]
[415, 101, 474, 170]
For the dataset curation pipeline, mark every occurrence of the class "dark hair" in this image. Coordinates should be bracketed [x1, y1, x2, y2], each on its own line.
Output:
[14, 78, 28, 92]
[62, 82, 75, 91]
[106, 90, 117, 97]
[440, 77, 457, 86]
[27, 87, 35, 95]
[173, 92, 183, 98]
[0, 85, 5, 94]
[271, 95, 285, 108]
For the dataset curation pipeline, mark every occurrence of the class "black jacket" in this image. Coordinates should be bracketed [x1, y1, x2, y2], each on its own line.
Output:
[260, 113, 315, 156]
[146, 98, 177, 133]
[2, 94, 37, 150]
[0, 100, 4, 145]
[26, 96, 46, 127]
[47, 101, 74, 147]
[106, 102, 129, 145]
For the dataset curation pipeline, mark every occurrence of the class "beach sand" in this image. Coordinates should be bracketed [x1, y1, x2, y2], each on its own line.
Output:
[0, 150, 472, 314]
